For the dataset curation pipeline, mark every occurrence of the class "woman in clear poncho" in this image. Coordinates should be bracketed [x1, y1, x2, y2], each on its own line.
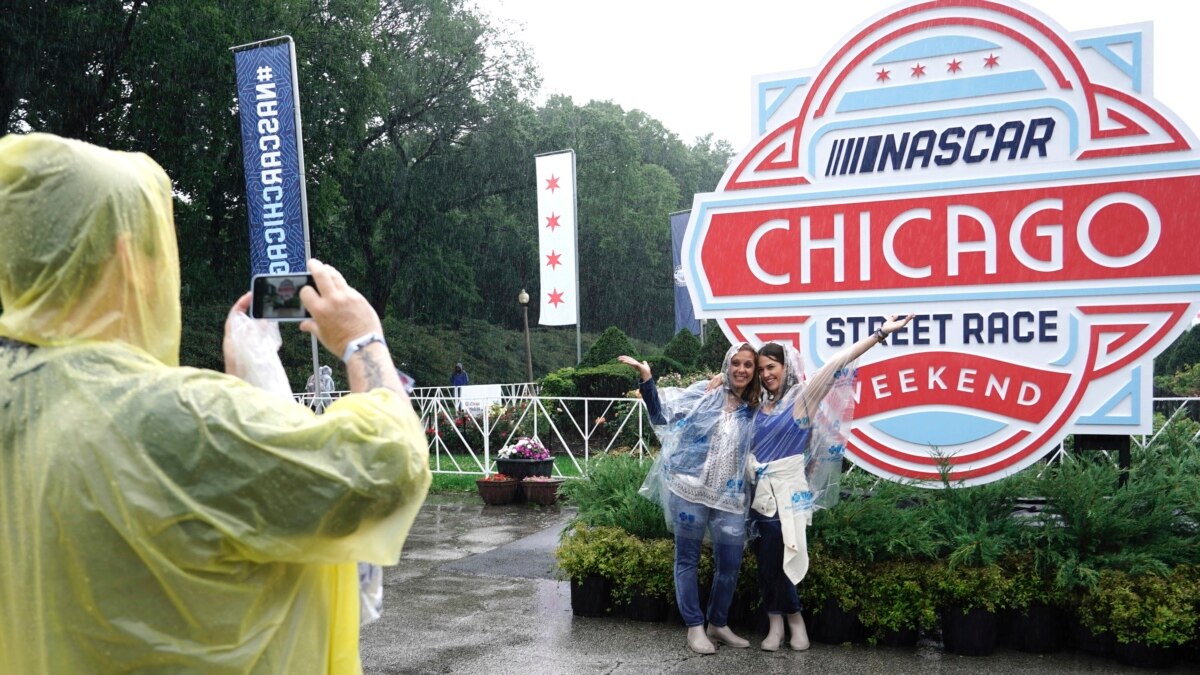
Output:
[0, 133, 431, 674]
[748, 315, 913, 652]
[618, 344, 758, 655]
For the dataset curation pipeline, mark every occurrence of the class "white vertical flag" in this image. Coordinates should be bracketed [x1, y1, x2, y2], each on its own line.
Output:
[535, 150, 578, 326]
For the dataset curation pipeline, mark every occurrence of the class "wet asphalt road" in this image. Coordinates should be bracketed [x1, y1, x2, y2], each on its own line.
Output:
[359, 493, 1198, 674]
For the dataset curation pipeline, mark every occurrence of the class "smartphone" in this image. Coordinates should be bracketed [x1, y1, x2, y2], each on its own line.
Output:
[250, 273, 315, 320]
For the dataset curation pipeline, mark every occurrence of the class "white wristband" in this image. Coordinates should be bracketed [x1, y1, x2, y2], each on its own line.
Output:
[341, 332, 387, 364]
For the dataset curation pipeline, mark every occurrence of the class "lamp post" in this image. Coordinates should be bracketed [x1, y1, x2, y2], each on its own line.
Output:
[518, 289, 533, 383]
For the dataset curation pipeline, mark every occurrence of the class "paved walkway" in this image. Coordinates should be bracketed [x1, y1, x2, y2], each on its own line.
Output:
[359, 493, 1197, 674]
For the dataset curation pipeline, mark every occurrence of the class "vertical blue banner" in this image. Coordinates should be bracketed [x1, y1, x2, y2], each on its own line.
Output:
[233, 38, 308, 276]
[670, 210, 701, 336]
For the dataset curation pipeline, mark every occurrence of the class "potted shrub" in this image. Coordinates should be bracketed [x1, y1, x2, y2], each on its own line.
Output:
[475, 473, 517, 506]
[858, 560, 935, 647]
[929, 561, 1010, 656]
[496, 436, 553, 481]
[924, 475, 1025, 657]
[806, 474, 937, 646]
[1000, 551, 1069, 654]
[1035, 437, 1199, 656]
[799, 543, 868, 644]
[615, 536, 676, 623]
[1078, 567, 1199, 669]
[555, 525, 631, 617]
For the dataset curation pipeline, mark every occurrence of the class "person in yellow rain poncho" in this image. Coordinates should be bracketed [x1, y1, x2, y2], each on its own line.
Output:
[0, 133, 431, 674]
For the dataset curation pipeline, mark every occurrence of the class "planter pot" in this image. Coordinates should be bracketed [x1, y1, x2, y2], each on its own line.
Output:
[1114, 641, 1178, 669]
[811, 597, 866, 645]
[496, 457, 553, 481]
[570, 574, 613, 617]
[1180, 638, 1200, 662]
[876, 626, 919, 648]
[940, 606, 998, 656]
[521, 479, 564, 506]
[475, 478, 517, 506]
[1004, 602, 1066, 654]
[625, 592, 670, 622]
[1182, 638, 1199, 666]
[1068, 618, 1114, 657]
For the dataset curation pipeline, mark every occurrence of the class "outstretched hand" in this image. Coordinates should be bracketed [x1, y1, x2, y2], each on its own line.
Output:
[882, 313, 916, 336]
[617, 355, 651, 383]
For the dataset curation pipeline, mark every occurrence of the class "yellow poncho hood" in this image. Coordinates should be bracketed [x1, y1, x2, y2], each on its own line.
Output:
[0, 132, 181, 365]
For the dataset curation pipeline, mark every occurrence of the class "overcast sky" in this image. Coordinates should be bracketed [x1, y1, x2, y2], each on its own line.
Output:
[474, 0, 1200, 152]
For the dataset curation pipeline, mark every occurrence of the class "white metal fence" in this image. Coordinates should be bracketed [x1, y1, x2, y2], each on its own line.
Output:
[297, 383, 656, 477]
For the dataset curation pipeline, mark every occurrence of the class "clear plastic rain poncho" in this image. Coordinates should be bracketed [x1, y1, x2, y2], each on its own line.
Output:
[0, 133, 431, 674]
[750, 340, 857, 513]
[307, 363, 337, 413]
[747, 341, 856, 583]
[639, 344, 757, 533]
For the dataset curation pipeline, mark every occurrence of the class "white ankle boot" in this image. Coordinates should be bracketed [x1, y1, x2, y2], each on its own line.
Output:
[686, 625, 716, 654]
[706, 624, 750, 648]
[786, 612, 810, 650]
[761, 614, 784, 651]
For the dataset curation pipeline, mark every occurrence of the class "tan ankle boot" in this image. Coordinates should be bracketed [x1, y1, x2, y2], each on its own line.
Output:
[761, 614, 784, 651]
[686, 625, 716, 654]
[786, 612, 810, 650]
[706, 624, 750, 648]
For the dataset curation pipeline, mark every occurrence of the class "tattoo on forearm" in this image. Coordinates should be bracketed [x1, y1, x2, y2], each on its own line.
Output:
[360, 351, 385, 390]
[359, 351, 401, 393]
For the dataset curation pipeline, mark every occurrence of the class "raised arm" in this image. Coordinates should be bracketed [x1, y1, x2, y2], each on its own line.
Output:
[618, 355, 666, 424]
[792, 314, 914, 421]
[299, 259, 407, 398]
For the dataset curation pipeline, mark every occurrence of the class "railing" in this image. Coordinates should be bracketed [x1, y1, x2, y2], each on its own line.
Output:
[296, 383, 656, 477]
[295, 387, 1200, 478]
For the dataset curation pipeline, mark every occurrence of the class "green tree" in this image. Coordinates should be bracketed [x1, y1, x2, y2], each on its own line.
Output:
[696, 321, 733, 371]
[2, 0, 734, 374]
[1155, 325, 1200, 377]
[580, 326, 636, 368]
[663, 328, 701, 370]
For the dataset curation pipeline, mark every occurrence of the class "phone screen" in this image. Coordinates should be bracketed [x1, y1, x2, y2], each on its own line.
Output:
[250, 273, 315, 320]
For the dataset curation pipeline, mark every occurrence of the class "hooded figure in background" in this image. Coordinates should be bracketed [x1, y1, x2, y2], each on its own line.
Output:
[451, 362, 468, 411]
[306, 363, 338, 413]
[619, 344, 759, 655]
[0, 133, 431, 674]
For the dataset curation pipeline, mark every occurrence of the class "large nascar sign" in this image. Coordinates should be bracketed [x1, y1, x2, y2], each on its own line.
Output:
[684, 0, 1200, 485]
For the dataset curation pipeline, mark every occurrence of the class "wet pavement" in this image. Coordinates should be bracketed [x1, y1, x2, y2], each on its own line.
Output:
[360, 493, 1198, 674]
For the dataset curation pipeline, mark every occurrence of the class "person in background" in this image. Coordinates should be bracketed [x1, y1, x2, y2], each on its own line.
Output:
[0, 133, 431, 674]
[749, 315, 913, 652]
[618, 346, 759, 655]
[306, 363, 337, 413]
[451, 362, 469, 410]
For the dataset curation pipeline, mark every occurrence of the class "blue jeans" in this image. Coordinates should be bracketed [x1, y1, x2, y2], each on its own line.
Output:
[669, 493, 746, 628]
[751, 513, 801, 614]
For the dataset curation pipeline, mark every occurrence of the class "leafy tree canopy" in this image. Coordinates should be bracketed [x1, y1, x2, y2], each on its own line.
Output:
[2, 0, 733, 382]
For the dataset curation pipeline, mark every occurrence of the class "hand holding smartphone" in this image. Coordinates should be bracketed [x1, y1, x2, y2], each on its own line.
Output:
[250, 273, 316, 320]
